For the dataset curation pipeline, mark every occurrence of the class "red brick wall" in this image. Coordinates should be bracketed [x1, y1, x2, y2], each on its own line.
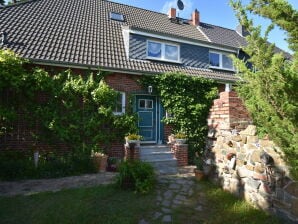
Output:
[208, 91, 252, 132]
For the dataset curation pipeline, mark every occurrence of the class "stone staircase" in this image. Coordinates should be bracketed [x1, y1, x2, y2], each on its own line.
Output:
[140, 145, 178, 175]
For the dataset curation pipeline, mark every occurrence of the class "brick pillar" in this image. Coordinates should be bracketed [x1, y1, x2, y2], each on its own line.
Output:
[208, 91, 252, 133]
[173, 143, 188, 166]
[124, 143, 140, 161]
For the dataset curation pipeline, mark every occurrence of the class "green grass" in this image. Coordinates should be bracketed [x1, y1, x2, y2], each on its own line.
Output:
[172, 181, 282, 224]
[0, 185, 156, 224]
[0, 181, 282, 224]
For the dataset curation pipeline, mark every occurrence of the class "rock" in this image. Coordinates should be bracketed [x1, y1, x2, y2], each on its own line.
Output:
[162, 215, 172, 223]
[259, 139, 274, 147]
[246, 135, 259, 144]
[291, 198, 298, 217]
[284, 182, 298, 197]
[246, 178, 261, 189]
[231, 135, 242, 142]
[239, 125, 257, 136]
[249, 150, 263, 165]
[254, 163, 265, 174]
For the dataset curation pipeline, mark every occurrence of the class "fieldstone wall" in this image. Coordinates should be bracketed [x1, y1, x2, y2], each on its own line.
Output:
[207, 125, 297, 223]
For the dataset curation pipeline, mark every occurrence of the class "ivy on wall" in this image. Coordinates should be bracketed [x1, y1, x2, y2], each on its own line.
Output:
[141, 72, 217, 162]
[0, 49, 137, 154]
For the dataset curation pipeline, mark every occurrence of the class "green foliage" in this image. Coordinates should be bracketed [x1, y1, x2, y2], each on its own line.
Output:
[230, 0, 298, 179]
[0, 151, 96, 181]
[0, 49, 138, 179]
[141, 72, 217, 162]
[116, 160, 156, 194]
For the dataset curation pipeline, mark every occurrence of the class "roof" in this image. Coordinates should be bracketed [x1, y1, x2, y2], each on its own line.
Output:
[199, 23, 247, 49]
[0, 0, 241, 82]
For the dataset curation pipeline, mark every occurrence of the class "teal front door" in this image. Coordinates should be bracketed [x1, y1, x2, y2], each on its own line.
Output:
[136, 95, 157, 143]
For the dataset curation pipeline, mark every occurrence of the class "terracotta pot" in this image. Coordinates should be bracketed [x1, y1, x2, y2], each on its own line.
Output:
[194, 168, 204, 181]
[94, 155, 108, 172]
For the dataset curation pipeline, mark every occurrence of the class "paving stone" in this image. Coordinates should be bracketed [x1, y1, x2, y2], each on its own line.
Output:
[138, 219, 149, 224]
[195, 205, 203, 211]
[175, 195, 186, 201]
[169, 183, 180, 190]
[153, 212, 162, 220]
[163, 190, 174, 198]
[162, 200, 171, 207]
[173, 199, 183, 205]
[162, 215, 172, 223]
[162, 207, 172, 214]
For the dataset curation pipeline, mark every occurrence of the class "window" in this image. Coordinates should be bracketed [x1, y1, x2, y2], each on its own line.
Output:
[209, 51, 234, 70]
[110, 12, 125, 22]
[147, 40, 180, 62]
[113, 92, 125, 115]
[139, 99, 153, 109]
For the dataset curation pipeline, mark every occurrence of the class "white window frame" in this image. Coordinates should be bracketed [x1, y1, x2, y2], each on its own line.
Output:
[146, 40, 180, 63]
[113, 92, 126, 115]
[110, 12, 125, 22]
[209, 51, 235, 71]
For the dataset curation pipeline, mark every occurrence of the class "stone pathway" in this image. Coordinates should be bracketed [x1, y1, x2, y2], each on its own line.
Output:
[0, 166, 203, 223]
[0, 172, 116, 196]
[139, 166, 204, 224]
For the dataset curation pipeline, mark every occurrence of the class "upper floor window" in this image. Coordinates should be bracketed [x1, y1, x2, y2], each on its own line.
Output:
[209, 51, 234, 71]
[147, 40, 180, 63]
[110, 12, 125, 22]
[113, 92, 125, 115]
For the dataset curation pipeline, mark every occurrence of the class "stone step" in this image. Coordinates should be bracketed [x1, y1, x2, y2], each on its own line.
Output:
[139, 145, 178, 175]
[140, 145, 171, 153]
[147, 159, 178, 175]
[141, 151, 174, 161]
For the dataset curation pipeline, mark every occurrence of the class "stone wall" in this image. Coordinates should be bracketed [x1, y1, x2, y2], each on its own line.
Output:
[207, 125, 297, 223]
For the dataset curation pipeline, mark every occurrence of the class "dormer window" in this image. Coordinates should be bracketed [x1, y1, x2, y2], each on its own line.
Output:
[147, 40, 180, 63]
[110, 12, 125, 22]
[209, 51, 234, 71]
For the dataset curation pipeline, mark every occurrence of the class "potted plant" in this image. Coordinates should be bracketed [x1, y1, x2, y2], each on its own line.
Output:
[91, 149, 108, 172]
[174, 132, 187, 144]
[125, 133, 142, 146]
[194, 155, 204, 181]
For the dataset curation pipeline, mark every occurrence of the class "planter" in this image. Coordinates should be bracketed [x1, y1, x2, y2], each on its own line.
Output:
[125, 139, 140, 147]
[175, 139, 187, 144]
[93, 155, 108, 172]
[194, 168, 204, 181]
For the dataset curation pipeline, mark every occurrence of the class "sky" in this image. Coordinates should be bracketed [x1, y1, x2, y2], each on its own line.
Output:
[111, 0, 298, 53]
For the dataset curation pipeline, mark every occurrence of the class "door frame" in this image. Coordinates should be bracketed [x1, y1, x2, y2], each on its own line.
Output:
[135, 94, 161, 144]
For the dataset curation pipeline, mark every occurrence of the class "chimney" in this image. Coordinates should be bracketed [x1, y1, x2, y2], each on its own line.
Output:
[191, 9, 200, 26]
[168, 8, 176, 19]
[236, 24, 249, 37]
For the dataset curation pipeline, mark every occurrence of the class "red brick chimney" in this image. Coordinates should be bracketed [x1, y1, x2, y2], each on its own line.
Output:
[191, 9, 200, 26]
[168, 8, 176, 19]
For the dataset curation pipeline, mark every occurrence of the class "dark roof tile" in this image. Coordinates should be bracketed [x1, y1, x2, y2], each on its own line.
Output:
[0, 0, 240, 81]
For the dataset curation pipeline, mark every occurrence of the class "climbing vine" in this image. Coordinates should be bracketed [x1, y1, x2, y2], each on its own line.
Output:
[141, 72, 217, 162]
[0, 49, 137, 154]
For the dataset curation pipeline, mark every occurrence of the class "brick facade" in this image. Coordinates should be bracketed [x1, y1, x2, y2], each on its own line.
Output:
[208, 90, 252, 133]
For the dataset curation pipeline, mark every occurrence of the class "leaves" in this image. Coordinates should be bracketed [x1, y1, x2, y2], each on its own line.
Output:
[230, 0, 298, 179]
[141, 72, 217, 160]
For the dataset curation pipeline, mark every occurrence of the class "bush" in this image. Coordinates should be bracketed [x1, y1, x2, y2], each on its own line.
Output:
[0, 151, 96, 181]
[116, 160, 156, 194]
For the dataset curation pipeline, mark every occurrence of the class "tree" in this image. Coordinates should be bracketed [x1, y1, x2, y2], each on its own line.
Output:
[230, 0, 298, 179]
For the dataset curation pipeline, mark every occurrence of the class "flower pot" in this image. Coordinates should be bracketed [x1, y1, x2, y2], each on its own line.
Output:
[93, 155, 108, 172]
[175, 139, 187, 144]
[194, 168, 204, 181]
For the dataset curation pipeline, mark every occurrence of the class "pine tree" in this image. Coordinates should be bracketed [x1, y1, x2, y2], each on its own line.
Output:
[230, 0, 298, 179]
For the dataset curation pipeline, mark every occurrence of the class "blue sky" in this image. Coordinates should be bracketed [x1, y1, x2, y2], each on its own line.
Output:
[111, 0, 298, 53]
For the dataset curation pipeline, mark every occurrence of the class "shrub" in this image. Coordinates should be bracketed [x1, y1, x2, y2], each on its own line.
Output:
[116, 160, 156, 194]
[0, 151, 96, 181]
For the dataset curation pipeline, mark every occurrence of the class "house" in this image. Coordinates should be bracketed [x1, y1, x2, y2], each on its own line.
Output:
[0, 0, 251, 156]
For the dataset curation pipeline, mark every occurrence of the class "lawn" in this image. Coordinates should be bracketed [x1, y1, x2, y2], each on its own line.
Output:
[0, 185, 156, 224]
[0, 181, 282, 224]
[172, 181, 282, 224]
